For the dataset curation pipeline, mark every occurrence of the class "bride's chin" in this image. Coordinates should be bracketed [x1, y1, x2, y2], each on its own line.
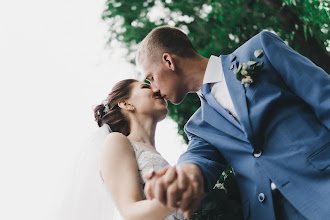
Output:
[157, 109, 168, 122]
[158, 115, 166, 122]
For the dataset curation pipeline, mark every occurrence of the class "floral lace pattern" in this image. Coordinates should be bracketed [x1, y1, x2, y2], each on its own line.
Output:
[130, 141, 185, 220]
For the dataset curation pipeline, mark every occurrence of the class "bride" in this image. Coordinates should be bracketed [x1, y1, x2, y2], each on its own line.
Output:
[57, 79, 185, 220]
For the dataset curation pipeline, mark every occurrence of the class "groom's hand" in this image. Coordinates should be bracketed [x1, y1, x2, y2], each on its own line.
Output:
[143, 163, 205, 218]
[176, 163, 205, 218]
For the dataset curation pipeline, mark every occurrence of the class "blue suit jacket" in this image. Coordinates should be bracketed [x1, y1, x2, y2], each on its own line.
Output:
[178, 31, 330, 220]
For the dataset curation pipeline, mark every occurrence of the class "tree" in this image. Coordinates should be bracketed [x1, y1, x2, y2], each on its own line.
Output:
[103, 0, 329, 143]
[102, 1, 329, 218]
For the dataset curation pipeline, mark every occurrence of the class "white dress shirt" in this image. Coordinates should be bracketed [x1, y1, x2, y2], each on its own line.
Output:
[198, 55, 239, 120]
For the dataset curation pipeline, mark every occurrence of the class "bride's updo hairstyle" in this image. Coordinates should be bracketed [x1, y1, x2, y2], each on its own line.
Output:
[94, 79, 138, 136]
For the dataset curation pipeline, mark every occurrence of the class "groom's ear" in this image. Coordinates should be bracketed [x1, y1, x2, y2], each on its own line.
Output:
[162, 53, 175, 71]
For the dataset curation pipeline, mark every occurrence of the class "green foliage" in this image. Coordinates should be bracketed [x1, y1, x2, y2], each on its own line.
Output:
[102, 0, 330, 141]
[191, 166, 243, 220]
[282, 0, 329, 42]
[102, 1, 329, 218]
[167, 93, 200, 143]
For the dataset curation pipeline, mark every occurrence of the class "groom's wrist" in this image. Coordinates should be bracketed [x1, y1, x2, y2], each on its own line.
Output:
[179, 163, 204, 190]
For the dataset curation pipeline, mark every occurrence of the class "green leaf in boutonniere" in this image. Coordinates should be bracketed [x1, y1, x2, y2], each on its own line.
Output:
[233, 49, 264, 87]
[234, 63, 243, 81]
[247, 60, 257, 67]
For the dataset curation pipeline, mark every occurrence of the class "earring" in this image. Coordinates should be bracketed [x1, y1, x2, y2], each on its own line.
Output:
[131, 106, 135, 111]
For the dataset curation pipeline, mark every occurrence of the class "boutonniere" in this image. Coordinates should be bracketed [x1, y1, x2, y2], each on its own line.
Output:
[233, 49, 264, 87]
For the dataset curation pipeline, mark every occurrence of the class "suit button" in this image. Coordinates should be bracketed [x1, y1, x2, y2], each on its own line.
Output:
[258, 193, 265, 202]
[253, 150, 262, 158]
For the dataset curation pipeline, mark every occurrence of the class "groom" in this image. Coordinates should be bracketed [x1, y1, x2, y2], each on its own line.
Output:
[136, 26, 330, 220]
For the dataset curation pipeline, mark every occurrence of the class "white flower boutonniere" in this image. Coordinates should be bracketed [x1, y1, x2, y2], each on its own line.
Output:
[233, 49, 264, 87]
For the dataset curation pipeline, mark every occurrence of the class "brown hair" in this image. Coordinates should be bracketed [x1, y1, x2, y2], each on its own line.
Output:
[93, 79, 138, 136]
[136, 26, 198, 65]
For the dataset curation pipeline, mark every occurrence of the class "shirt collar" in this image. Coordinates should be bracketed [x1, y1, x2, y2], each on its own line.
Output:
[197, 55, 223, 96]
[203, 55, 223, 84]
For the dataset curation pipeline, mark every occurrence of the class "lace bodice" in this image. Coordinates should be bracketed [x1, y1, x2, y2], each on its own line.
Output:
[130, 141, 185, 220]
[131, 141, 169, 187]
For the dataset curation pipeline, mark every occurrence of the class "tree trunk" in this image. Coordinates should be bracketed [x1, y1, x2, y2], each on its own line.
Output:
[262, 0, 330, 74]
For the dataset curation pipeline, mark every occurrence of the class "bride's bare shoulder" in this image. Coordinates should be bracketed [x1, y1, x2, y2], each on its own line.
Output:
[103, 132, 133, 152]
[105, 131, 127, 141]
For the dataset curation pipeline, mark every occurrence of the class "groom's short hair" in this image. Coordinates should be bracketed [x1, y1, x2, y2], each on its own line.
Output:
[136, 26, 198, 66]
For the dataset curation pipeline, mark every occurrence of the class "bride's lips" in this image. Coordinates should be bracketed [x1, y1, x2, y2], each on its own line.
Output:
[156, 96, 166, 102]
[153, 95, 167, 105]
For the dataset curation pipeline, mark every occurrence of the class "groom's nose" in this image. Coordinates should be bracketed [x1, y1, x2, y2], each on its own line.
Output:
[150, 84, 160, 93]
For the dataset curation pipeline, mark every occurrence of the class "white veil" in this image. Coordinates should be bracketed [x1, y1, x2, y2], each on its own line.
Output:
[53, 124, 122, 220]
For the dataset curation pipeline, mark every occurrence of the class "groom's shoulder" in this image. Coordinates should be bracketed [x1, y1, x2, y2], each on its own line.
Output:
[246, 30, 280, 44]
[256, 30, 278, 39]
[258, 30, 283, 44]
[233, 31, 281, 54]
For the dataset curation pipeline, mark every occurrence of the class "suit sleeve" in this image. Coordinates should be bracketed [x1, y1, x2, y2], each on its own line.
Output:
[177, 133, 227, 193]
[260, 31, 330, 130]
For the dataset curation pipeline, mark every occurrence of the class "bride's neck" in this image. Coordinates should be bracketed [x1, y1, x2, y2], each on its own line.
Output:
[127, 117, 157, 147]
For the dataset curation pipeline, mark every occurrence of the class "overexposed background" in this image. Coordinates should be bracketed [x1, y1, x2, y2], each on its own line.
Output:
[0, 0, 187, 219]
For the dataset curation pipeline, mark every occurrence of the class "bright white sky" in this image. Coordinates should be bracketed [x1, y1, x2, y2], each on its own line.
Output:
[0, 1, 187, 219]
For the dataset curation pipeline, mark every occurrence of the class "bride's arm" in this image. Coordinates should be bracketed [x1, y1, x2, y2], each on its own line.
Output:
[100, 132, 174, 220]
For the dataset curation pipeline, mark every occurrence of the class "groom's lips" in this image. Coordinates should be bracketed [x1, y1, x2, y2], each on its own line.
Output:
[153, 94, 166, 101]
[153, 95, 167, 105]
[153, 93, 166, 99]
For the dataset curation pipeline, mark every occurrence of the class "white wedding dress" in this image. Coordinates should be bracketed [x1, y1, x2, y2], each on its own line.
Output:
[130, 141, 185, 220]
[54, 125, 184, 220]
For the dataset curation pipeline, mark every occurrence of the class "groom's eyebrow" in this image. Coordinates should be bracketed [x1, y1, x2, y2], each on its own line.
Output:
[140, 83, 150, 87]
[145, 73, 152, 81]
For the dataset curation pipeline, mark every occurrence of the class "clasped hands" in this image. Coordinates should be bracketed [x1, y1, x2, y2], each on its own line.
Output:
[143, 163, 205, 218]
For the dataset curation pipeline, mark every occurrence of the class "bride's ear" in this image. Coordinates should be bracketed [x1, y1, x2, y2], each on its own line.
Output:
[118, 101, 134, 111]
[162, 53, 175, 71]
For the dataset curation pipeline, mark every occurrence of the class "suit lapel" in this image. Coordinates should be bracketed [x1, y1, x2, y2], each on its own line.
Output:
[221, 54, 255, 145]
[203, 87, 242, 130]
[199, 95, 247, 141]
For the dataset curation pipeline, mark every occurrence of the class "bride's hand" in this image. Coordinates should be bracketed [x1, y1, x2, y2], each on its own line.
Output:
[143, 165, 174, 201]
[143, 166, 180, 204]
